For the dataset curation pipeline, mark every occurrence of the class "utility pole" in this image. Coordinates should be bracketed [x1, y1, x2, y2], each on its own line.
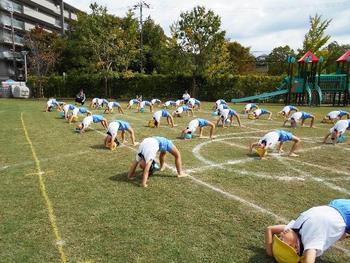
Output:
[60, 0, 65, 35]
[21, 51, 28, 82]
[133, 1, 150, 73]
[8, 5, 17, 80]
[54, 0, 65, 35]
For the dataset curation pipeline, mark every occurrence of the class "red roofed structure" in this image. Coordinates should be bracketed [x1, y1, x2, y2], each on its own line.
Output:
[298, 51, 319, 63]
[336, 50, 350, 62]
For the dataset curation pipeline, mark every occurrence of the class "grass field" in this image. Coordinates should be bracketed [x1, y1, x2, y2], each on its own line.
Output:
[1, 98, 350, 263]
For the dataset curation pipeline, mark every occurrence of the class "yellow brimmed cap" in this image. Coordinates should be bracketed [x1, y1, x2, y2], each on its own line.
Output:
[272, 235, 303, 263]
[248, 114, 255, 119]
[107, 142, 118, 150]
[148, 119, 156, 128]
[256, 147, 267, 158]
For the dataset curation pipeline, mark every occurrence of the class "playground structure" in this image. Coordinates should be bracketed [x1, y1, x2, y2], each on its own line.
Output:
[232, 50, 350, 106]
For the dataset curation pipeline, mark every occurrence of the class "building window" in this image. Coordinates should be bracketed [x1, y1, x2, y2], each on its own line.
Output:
[0, 30, 24, 46]
[0, 14, 24, 30]
[0, 0, 23, 13]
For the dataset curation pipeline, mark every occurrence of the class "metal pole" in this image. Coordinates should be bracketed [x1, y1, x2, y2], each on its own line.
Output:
[24, 53, 27, 82]
[9, 7, 17, 80]
[60, 0, 65, 35]
[140, 2, 143, 72]
[133, 1, 149, 73]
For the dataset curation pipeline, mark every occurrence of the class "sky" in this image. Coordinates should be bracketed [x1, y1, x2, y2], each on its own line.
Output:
[65, 0, 350, 55]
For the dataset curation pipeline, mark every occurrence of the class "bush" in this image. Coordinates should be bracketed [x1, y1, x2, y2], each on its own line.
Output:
[27, 74, 284, 101]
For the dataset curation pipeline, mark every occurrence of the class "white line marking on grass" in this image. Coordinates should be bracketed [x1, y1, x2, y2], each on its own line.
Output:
[90, 125, 350, 254]
[279, 159, 350, 195]
[236, 170, 305, 182]
[217, 140, 249, 150]
[216, 130, 269, 137]
[184, 158, 254, 174]
[0, 150, 90, 171]
[187, 174, 287, 221]
[298, 145, 324, 153]
[90, 127, 287, 220]
[327, 177, 350, 181]
[289, 159, 350, 176]
[339, 146, 350, 151]
[21, 112, 67, 263]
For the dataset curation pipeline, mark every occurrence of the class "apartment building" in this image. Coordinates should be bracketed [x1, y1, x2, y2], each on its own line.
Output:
[0, 0, 81, 81]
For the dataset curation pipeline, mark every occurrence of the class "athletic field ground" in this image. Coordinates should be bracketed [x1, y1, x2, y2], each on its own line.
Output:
[1, 99, 350, 262]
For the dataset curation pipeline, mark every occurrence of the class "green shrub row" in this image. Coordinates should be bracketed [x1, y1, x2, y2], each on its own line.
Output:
[27, 74, 284, 101]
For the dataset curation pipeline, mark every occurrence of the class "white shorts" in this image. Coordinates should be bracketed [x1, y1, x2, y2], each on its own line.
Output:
[63, 104, 70, 113]
[140, 101, 146, 108]
[175, 100, 183, 106]
[72, 108, 79, 117]
[188, 119, 199, 133]
[259, 131, 280, 149]
[327, 111, 340, 120]
[153, 111, 162, 122]
[254, 109, 262, 116]
[176, 107, 184, 114]
[82, 116, 93, 128]
[135, 138, 159, 163]
[107, 122, 120, 138]
[330, 120, 348, 134]
[289, 112, 302, 122]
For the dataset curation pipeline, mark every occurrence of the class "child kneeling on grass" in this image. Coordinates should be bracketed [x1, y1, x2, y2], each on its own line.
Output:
[104, 120, 138, 150]
[249, 130, 300, 159]
[77, 115, 108, 134]
[278, 105, 298, 119]
[244, 103, 258, 113]
[283, 111, 315, 128]
[265, 199, 350, 263]
[322, 110, 350, 123]
[250, 108, 272, 120]
[152, 110, 174, 128]
[182, 118, 216, 139]
[68, 107, 91, 123]
[217, 109, 242, 128]
[104, 101, 124, 114]
[127, 137, 184, 187]
[323, 119, 350, 145]
[172, 105, 194, 117]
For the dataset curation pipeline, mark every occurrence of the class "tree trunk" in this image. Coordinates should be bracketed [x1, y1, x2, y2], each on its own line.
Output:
[191, 76, 198, 98]
[39, 77, 44, 98]
[104, 76, 108, 97]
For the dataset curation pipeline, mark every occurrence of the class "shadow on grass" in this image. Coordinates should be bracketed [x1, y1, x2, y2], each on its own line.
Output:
[109, 171, 175, 187]
[109, 172, 140, 186]
[247, 246, 274, 263]
[246, 153, 261, 160]
[90, 144, 108, 150]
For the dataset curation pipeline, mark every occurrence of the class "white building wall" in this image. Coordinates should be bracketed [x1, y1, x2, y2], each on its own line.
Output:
[23, 5, 56, 25]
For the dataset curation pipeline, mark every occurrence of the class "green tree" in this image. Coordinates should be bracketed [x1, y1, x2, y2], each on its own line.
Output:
[156, 36, 193, 75]
[226, 41, 255, 74]
[141, 17, 168, 74]
[171, 6, 228, 95]
[299, 13, 332, 55]
[267, 45, 295, 75]
[66, 3, 139, 96]
[24, 26, 62, 97]
[322, 42, 350, 73]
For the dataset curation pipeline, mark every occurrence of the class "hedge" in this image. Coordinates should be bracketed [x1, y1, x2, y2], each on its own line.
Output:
[27, 74, 284, 101]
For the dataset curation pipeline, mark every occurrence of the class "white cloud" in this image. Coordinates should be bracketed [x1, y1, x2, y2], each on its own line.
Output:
[65, 0, 350, 54]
